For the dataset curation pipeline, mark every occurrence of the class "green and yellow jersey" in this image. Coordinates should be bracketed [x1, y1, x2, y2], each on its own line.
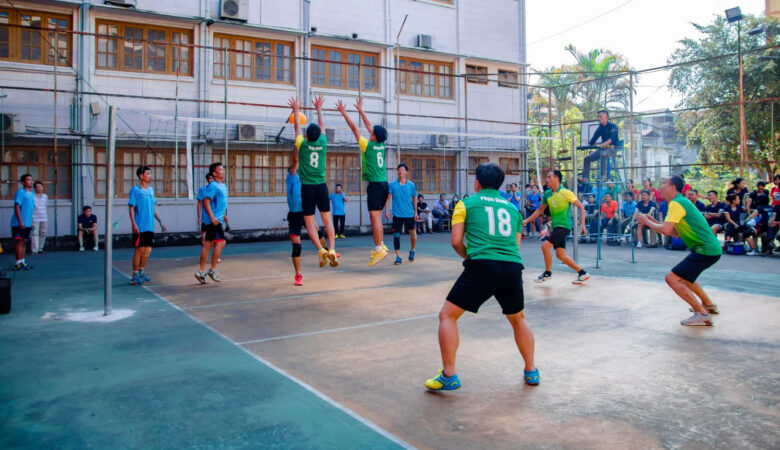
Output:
[542, 186, 578, 229]
[359, 136, 387, 182]
[665, 193, 723, 256]
[452, 189, 523, 263]
[295, 134, 327, 185]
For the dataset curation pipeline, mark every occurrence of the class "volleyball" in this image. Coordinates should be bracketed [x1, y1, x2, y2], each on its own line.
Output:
[288, 111, 307, 125]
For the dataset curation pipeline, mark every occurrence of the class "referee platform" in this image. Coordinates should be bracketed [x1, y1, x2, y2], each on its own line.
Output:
[1, 234, 778, 449]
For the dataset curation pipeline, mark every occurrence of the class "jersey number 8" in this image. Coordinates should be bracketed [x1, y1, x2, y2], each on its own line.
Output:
[309, 152, 319, 168]
[485, 206, 512, 237]
[377, 152, 384, 168]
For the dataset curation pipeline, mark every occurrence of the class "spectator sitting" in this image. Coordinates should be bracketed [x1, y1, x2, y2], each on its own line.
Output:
[432, 193, 450, 231]
[417, 194, 433, 234]
[626, 179, 640, 198]
[643, 178, 662, 205]
[686, 189, 706, 212]
[726, 177, 750, 219]
[743, 195, 774, 255]
[745, 181, 769, 214]
[449, 194, 460, 216]
[77, 205, 99, 251]
[589, 193, 619, 243]
[767, 191, 780, 254]
[723, 193, 746, 242]
[600, 178, 621, 204]
[619, 191, 637, 235]
[771, 174, 780, 207]
[635, 190, 658, 248]
[703, 190, 728, 234]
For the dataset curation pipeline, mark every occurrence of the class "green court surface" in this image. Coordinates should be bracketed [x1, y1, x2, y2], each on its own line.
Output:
[1, 233, 779, 449]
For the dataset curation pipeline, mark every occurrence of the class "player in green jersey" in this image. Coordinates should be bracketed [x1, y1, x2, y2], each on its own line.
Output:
[336, 97, 390, 266]
[288, 95, 338, 268]
[523, 170, 590, 284]
[425, 163, 538, 391]
[636, 175, 721, 326]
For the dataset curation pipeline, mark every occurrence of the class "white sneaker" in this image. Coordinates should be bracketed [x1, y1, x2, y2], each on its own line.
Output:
[79, 247, 84, 252]
[93, 246, 99, 251]
[680, 312, 713, 326]
[637, 241, 643, 248]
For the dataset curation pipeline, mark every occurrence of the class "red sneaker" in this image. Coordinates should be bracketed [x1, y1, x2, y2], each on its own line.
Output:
[294, 274, 303, 286]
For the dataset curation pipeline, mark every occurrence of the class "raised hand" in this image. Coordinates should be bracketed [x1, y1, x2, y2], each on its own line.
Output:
[312, 94, 325, 111]
[287, 96, 300, 112]
[354, 97, 364, 112]
[336, 99, 347, 115]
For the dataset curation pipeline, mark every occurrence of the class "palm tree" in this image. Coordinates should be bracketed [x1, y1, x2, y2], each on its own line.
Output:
[565, 45, 633, 118]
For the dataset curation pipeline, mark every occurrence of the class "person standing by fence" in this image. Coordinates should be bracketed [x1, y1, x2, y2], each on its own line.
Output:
[31, 181, 48, 254]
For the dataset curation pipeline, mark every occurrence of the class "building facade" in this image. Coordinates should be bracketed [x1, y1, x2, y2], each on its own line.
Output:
[0, 0, 528, 238]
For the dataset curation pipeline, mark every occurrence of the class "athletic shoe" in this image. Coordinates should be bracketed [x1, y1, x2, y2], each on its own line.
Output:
[194, 271, 207, 284]
[424, 370, 461, 391]
[680, 312, 713, 326]
[294, 274, 303, 286]
[382, 243, 389, 252]
[535, 272, 552, 283]
[130, 274, 145, 285]
[93, 246, 99, 252]
[14, 262, 33, 271]
[368, 247, 388, 267]
[328, 249, 339, 267]
[79, 247, 84, 252]
[394, 256, 402, 265]
[318, 247, 329, 268]
[746, 249, 760, 256]
[339, 234, 346, 239]
[572, 272, 590, 285]
[208, 269, 221, 282]
[139, 272, 151, 283]
[636, 241, 643, 248]
[409, 250, 415, 262]
[689, 303, 719, 315]
[524, 368, 540, 386]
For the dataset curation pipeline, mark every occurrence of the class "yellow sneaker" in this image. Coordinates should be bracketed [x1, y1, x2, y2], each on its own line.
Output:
[382, 243, 388, 252]
[424, 370, 461, 391]
[368, 247, 388, 267]
[318, 247, 328, 268]
[328, 249, 339, 267]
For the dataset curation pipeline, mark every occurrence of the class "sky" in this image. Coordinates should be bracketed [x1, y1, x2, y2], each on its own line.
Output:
[526, 0, 767, 112]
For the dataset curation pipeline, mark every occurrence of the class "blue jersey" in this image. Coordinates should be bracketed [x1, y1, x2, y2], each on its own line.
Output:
[526, 191, 541, 209]
[621, 200, 637, 217]
[286, 170, 302, 213]
[197, 184, 211, 224]
[128, 185, 157, 233]
[389, 179, 417, 218]
[10, 188, 34, 227]
[507, 191, 522, 210]
[203, 180, 229, 224]
[329, 192, 346, 216]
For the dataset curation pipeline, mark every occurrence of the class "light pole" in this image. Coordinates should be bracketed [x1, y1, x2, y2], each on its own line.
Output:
[725, 7, 747, 177]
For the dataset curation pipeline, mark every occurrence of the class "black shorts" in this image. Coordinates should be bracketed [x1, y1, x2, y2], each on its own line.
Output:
[12, 226, 31, 240]
[301, 183, 330, 216]
[287, 211, 304, 237]
[200, 223, 206, 233]
[447, 259, 525, 315]
[392, 216, 416, 233]
[671, 252, 721, 283]
[367, 181, 389, 211]
[204, 223, 226, 242]
[549, 227, 570, 249]
[133, 231, 154, 248]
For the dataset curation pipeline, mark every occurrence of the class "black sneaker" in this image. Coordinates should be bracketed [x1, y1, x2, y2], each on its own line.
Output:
[535, 272, 552, 283]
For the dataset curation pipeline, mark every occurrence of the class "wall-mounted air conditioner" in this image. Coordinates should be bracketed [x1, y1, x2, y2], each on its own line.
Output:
[220, 0, 249, 22]
[238, 124, 262, 141]
[417, 34, 433, 49]
[1, 113, 25, 134]
[104, 0, 137, 7]
[325, 128, 336, 143]
[430, 134, 453, 148]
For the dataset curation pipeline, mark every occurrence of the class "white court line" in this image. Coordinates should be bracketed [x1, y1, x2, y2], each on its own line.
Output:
[238, 296, 554, 346]
[114, 266, 415, 450]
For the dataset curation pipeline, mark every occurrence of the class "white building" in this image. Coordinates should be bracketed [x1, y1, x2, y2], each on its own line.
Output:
[0, 0, 528, 240]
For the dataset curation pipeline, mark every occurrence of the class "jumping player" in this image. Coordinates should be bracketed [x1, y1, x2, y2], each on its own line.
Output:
[336, 97, 389, 266]
[425, 163, 538, 391]
[195, 162, 228, 284]
[523, 170, 589, 284]
[286, 149, 304, 286]
[128, 166, 167, 285]
[636, 175, 721, 326]
[385, 163, 418, 265]
[289, 95, 338, 268]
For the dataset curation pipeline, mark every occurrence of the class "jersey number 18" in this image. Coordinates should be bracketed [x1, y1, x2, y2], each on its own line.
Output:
[484, 206, 512, 237]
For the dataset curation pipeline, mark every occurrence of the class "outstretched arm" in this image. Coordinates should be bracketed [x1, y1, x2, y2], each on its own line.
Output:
[313, 94, 325, 129]
[336, 100, 361, 143]
[288, 97, 301, 137]
[354, 97, 372, 134]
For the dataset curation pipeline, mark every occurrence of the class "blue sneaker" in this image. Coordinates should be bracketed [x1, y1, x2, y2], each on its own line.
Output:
[129, 274, 145, 286]
[394, 256, 402, 265]
[14, 262, 33, 271]
[425, 370, 461, 391]
[524, 368, 540, 386]
[409, 250, 415, 262]
[138, 272, 151, 283]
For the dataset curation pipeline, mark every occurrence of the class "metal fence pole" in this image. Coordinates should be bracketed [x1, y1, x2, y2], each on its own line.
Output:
[629, 71, 635, 180]
[223, 47, 229, 174]
[464, 74, 469, 196]
[104, 106, 117, 316]
[53, 30, 59, 249]
[174, 50, 180, 199]
[572, 138, 578, 263]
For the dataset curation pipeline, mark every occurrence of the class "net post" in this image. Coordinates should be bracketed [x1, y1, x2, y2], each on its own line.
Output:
[572, 138, 578, 263]
[104, 105, 117, 316]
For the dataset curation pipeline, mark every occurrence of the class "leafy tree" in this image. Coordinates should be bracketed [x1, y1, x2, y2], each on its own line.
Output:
[668, 14, 780, 179]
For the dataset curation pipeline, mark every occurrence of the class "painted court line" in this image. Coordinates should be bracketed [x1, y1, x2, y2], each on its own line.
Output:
[113, 267, 414, 449]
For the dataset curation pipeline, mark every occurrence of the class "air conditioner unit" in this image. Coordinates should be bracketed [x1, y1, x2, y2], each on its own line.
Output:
[220, 0, 249, 22]
[417, 34, 433, 49]
[237, 124, 262, 141]
[104, 0, 137, 7]
[0, 114, 25, 134]
[325, 128, 336, 143]
[430, 134, 453, 148]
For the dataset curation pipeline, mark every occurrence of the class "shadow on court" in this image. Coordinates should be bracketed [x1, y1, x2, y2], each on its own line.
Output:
[1, 233, 779, 448]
